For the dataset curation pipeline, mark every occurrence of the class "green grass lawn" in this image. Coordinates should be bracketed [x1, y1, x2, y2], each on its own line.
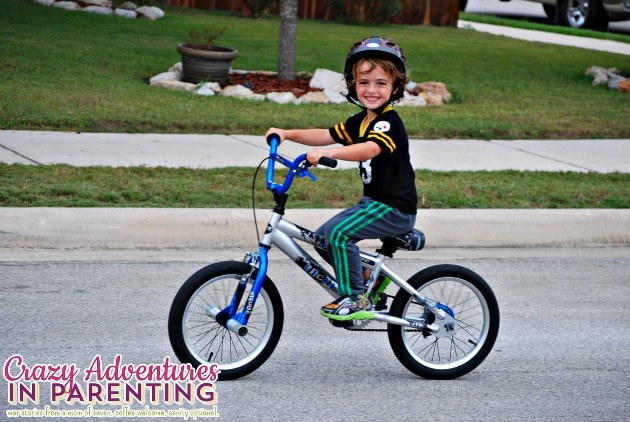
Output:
[1, 0, 628, 209]
[1, 0, 629, 139]
[1, 164, 628, 209]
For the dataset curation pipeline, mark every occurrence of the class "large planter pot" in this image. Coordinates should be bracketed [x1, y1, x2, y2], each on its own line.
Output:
[177, 43, 238, 85]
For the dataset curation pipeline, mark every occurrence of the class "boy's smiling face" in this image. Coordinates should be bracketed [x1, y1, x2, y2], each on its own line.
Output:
[354, 61, 395, 113]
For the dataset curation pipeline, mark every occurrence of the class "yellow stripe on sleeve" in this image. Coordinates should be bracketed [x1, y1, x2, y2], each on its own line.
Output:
[368, 132, 395, 153]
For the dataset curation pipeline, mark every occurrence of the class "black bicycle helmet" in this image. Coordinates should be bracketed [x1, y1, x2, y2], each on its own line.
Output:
[344, 36, 408, 107]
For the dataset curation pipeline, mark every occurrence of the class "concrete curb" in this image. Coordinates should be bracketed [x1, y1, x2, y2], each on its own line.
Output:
[1, 208, 628, 250]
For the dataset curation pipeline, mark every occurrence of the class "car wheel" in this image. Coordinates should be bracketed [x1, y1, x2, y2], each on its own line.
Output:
[558, 0, 608, 31]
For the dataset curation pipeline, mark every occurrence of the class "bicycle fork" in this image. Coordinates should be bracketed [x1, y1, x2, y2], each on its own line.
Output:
[211, 209, 293, 337]
[204, 246, 267, 338]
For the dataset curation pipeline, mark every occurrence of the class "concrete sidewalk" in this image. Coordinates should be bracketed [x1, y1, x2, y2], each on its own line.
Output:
[458, 20, 630, 56]
[2, 130, 629, 173]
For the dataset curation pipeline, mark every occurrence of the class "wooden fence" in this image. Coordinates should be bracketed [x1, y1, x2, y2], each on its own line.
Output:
[169, 0, 460, 26]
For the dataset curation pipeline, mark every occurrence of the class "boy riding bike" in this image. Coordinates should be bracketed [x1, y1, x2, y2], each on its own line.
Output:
[266, 36, 417, 321]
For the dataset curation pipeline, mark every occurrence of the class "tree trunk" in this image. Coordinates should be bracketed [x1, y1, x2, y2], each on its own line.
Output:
[278, 0, 298, 80]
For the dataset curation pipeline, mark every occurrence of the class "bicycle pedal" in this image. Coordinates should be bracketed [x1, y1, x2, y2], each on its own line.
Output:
[371, 295, 388, 311]
[329, 319, 354, 328]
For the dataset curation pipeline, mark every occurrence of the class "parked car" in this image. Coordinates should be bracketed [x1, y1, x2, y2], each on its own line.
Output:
[503, 0, 630, 31]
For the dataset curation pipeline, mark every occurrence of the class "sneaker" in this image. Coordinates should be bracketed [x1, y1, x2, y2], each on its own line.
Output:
[320, 295, 373, 321]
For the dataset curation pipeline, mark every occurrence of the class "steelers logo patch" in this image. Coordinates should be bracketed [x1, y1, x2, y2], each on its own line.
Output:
[373, 121, 391, 133]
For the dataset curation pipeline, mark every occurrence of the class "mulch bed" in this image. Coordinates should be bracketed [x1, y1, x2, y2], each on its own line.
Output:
[226, 73, 322, 96]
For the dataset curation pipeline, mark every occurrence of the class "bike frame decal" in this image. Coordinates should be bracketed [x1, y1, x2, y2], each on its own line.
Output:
[295, 224, 327, 249]
[295, 256, 338, 292]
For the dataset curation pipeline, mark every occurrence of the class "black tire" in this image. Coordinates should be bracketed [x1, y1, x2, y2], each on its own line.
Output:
[558, 0, 608, 31]
[543, 4, 557, 21]
[168, 261, 284, 380]
[387, 264, 499, 379]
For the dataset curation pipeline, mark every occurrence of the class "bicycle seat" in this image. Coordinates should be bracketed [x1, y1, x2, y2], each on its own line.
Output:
[378, 228, 425, 256]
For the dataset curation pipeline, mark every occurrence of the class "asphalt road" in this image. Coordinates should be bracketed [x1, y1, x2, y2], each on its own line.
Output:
[1, 247, 628, 421]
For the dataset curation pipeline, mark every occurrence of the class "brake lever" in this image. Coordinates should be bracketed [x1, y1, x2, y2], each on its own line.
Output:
[297, 161, 317, 182]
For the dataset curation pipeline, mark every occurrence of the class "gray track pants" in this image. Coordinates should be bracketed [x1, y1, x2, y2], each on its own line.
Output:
[315, 197, 416, 297]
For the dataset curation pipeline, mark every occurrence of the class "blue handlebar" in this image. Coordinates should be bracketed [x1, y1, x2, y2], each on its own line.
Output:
[265, 133, 310, 194]
[265, 133, 337, 194]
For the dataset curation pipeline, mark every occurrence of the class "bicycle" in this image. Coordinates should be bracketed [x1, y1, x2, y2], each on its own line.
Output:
[168, 133, 500, 380]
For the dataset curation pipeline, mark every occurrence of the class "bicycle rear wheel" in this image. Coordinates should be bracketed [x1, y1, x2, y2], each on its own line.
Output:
[387, 264, 499, 379]
[168, 261, 283, 380]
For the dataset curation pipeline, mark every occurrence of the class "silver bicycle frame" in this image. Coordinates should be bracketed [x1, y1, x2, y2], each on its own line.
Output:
[223, 140, 451, 337]
[255, 210, 449, 328]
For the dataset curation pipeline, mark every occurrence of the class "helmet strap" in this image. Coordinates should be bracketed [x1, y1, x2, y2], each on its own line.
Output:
[346, 93, 396, 115]
[346, 93, 367, 109]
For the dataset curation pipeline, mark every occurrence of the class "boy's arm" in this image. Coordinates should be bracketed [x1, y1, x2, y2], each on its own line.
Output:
[308, 141, 381, 165]
[266, 127, 334, 147]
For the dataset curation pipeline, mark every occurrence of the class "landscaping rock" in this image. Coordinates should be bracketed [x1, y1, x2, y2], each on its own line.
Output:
[322, 88, 348, 104]
[149, 71, 180, 85]
[618, 79, 630, 93]
[150, 66, 450, 106]
[83, 5, 113, 15]
[221, 85, 265, 101]
[412, 81, 453, 103]
[53, 1, 80, 10]
[309, 68, 347, 95]
[34, 0, 164, 20]
[399, 91, 428, 107]
[119, 1, 138, 9]
[266, 92, 297, 104]
[193, 82, 221, 96]
[296, 91, 331, 104]
[423, 92, 446, 106]
[168, 63, 183, 73]
[586, 65, 628, 92]
[82, 0, 112, 6]
[608, 75, 627, 91]
[152, 79, 196, 92]
[136, 5, 164, 20]
[114, 8, 137, 18]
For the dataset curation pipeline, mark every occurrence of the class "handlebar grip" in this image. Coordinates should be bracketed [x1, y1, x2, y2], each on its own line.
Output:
[267, 133, 281, 146]
[319, 156, 338, 168]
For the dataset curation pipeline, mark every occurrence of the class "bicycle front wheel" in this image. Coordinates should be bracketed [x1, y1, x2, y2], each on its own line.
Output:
[168, 261, 284, 380]
[387, 264, 499, 379]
